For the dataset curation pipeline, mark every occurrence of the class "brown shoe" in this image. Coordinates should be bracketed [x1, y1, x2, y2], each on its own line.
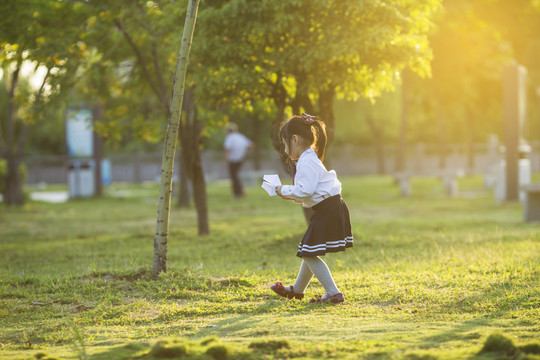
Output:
[309, 293, 344, 304]
[270, 282, 304, 300]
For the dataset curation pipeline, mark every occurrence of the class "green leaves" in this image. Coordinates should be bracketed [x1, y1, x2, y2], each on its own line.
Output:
[194, 0, 442, 114]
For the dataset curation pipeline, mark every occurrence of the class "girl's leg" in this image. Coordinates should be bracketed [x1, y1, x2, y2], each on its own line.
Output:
[286, 259, 313, 294]
[302, 256, 340, 296]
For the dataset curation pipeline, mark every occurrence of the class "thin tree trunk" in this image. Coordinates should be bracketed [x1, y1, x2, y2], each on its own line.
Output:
[178, 87, 208, 233]
[291, 73, 314, 116]
[133, 152, 142, 184]
[466, 106, 476, 174]
[366, 115, 386, 175]
[252, 114, 262, 171]
[153, 0, 199, 276]
[317, 86, 335, 144]
[396, 72, 408, 173]
[190, 116, 209, 235]
[92, 105, 104, 197]
[270, 74, 287, 154]
[183, 90, 209, 235]
[271, 78, 291, 174]
[435, 98, 447, 169]
[176, 149, 191, 207]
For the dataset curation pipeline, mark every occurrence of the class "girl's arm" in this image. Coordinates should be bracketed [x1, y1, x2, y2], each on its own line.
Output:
[275, 186, 294, 200]
[280, 160, 320, 200]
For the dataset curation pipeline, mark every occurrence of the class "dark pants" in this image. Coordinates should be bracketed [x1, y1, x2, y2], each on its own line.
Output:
[228, 161, 244, 197]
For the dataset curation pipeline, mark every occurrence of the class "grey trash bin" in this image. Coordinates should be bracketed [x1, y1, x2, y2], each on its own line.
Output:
[67, 160, 95, 198]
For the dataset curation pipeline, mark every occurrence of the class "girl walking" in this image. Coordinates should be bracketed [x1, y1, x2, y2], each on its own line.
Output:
[271, 113, 353, 303]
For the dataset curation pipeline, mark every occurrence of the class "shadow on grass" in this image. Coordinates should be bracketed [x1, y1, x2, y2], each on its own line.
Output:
[418, 312, 539, 359]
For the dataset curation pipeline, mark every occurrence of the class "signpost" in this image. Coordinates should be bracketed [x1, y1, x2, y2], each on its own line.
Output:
[65, 109, 95, 198]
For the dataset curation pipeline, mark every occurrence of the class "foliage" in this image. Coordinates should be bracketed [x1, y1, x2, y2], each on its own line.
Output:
[195, 0, 441, 99]
[77, 0, 191, 147]
[335, 0, 540, 147]
[0, 176, 538, 359]
[0, 0, 91, 115]
[411, 0, 513, 144]
[0, 0, 93, 205]
[192, 0, 442, 150]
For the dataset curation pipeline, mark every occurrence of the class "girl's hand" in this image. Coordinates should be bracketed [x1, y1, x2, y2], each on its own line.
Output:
[275, 186, 293, 200]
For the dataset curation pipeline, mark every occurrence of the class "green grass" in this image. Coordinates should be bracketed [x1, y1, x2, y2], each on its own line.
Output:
[1, 175, 539, 360]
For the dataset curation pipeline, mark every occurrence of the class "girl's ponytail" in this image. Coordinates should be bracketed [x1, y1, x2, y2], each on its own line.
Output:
[281, 113, 328, 162]
[312, 120, 327, 162]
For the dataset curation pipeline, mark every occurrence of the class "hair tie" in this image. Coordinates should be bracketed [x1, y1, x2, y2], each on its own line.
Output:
[302, 113, 315, 125]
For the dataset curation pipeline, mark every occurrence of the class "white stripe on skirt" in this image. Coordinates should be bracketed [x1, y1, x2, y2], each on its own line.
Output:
[298, 237, 353, 253]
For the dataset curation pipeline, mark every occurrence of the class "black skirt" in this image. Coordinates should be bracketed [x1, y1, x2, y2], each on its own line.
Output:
[297, 195, 354, 258]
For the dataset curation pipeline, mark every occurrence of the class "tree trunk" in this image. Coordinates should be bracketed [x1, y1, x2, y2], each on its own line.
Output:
[366, 115, 386, 175]
[291, 73, 314, 116]
[466, 106, 476, 174]
[2, 59, 25, 206]
[435, 98, 448, 169]
[153, 0, 199, 276]
[252, 114, 262, 171]
[270, 74, 287, 153]
[317, 86, 335, 144]
[133, 152, 142, 184]
[4, 154, 24, 205]
[176, 149, 191, 207]
[179, 87, 209, 235]
[395, 72, 408, 173]
[271, 77, 292, 174]
[92, 105, 104, 196]
[190, 120, 209, 235]
[187, 97, 209, 235]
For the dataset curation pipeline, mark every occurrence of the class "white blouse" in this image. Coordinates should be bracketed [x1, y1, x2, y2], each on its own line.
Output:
[280, 148, 342, 208]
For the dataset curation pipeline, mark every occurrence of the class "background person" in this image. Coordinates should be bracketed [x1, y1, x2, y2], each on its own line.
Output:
[224, 123, 253, 198]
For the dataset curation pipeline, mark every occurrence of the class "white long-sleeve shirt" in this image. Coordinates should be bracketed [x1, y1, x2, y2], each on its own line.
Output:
[280, 148, 342, 208]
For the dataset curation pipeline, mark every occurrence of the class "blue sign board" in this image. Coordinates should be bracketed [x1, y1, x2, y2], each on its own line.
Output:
[66, 109, 93, 157]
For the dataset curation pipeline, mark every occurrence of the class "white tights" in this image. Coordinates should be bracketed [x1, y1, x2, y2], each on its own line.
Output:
[288, 256, 340, 296]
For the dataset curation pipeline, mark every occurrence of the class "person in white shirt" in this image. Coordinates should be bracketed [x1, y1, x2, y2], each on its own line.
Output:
[271, 113, 353, 304]
[224, 123, 253, 198]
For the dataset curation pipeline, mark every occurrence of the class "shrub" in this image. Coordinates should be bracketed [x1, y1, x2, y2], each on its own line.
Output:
[520, 343, 540, 355]
[479, 333, 516, 355]
[248, 339, 290, 351]
[206, 344, 229, 360]
[149, 340, 190, 358]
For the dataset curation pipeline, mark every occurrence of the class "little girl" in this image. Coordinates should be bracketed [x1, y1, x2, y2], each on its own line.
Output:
[271, 113, 353, 303]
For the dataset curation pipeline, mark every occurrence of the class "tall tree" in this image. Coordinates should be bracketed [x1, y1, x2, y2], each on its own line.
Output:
[153, 0, 199, 275]
[88, 0, 210, 235]
[0, 0, 88, 205]
[194, 0, 441, 157]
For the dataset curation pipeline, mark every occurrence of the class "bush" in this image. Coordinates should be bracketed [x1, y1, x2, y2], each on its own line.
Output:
[520, 343, 540, 355]
[479, 333, 516, 355]
[206, 344, 229, 360]
[248, 339, 290, 351]
[149, 340, 190, 358]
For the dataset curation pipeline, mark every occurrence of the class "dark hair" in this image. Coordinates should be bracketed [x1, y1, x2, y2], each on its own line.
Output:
[280, 115, 327, 162]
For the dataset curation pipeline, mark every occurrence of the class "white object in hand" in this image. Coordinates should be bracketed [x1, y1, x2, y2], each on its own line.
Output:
[261, 174, 282, 196]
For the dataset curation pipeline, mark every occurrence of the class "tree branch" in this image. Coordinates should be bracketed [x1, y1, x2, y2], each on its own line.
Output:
[152, 43, 167, 104]
[114, 19, 169, 113]
[15, 67, 51, 157]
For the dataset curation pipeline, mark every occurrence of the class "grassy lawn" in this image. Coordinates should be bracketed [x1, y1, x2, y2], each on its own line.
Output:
[0, 175, 539, 360]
